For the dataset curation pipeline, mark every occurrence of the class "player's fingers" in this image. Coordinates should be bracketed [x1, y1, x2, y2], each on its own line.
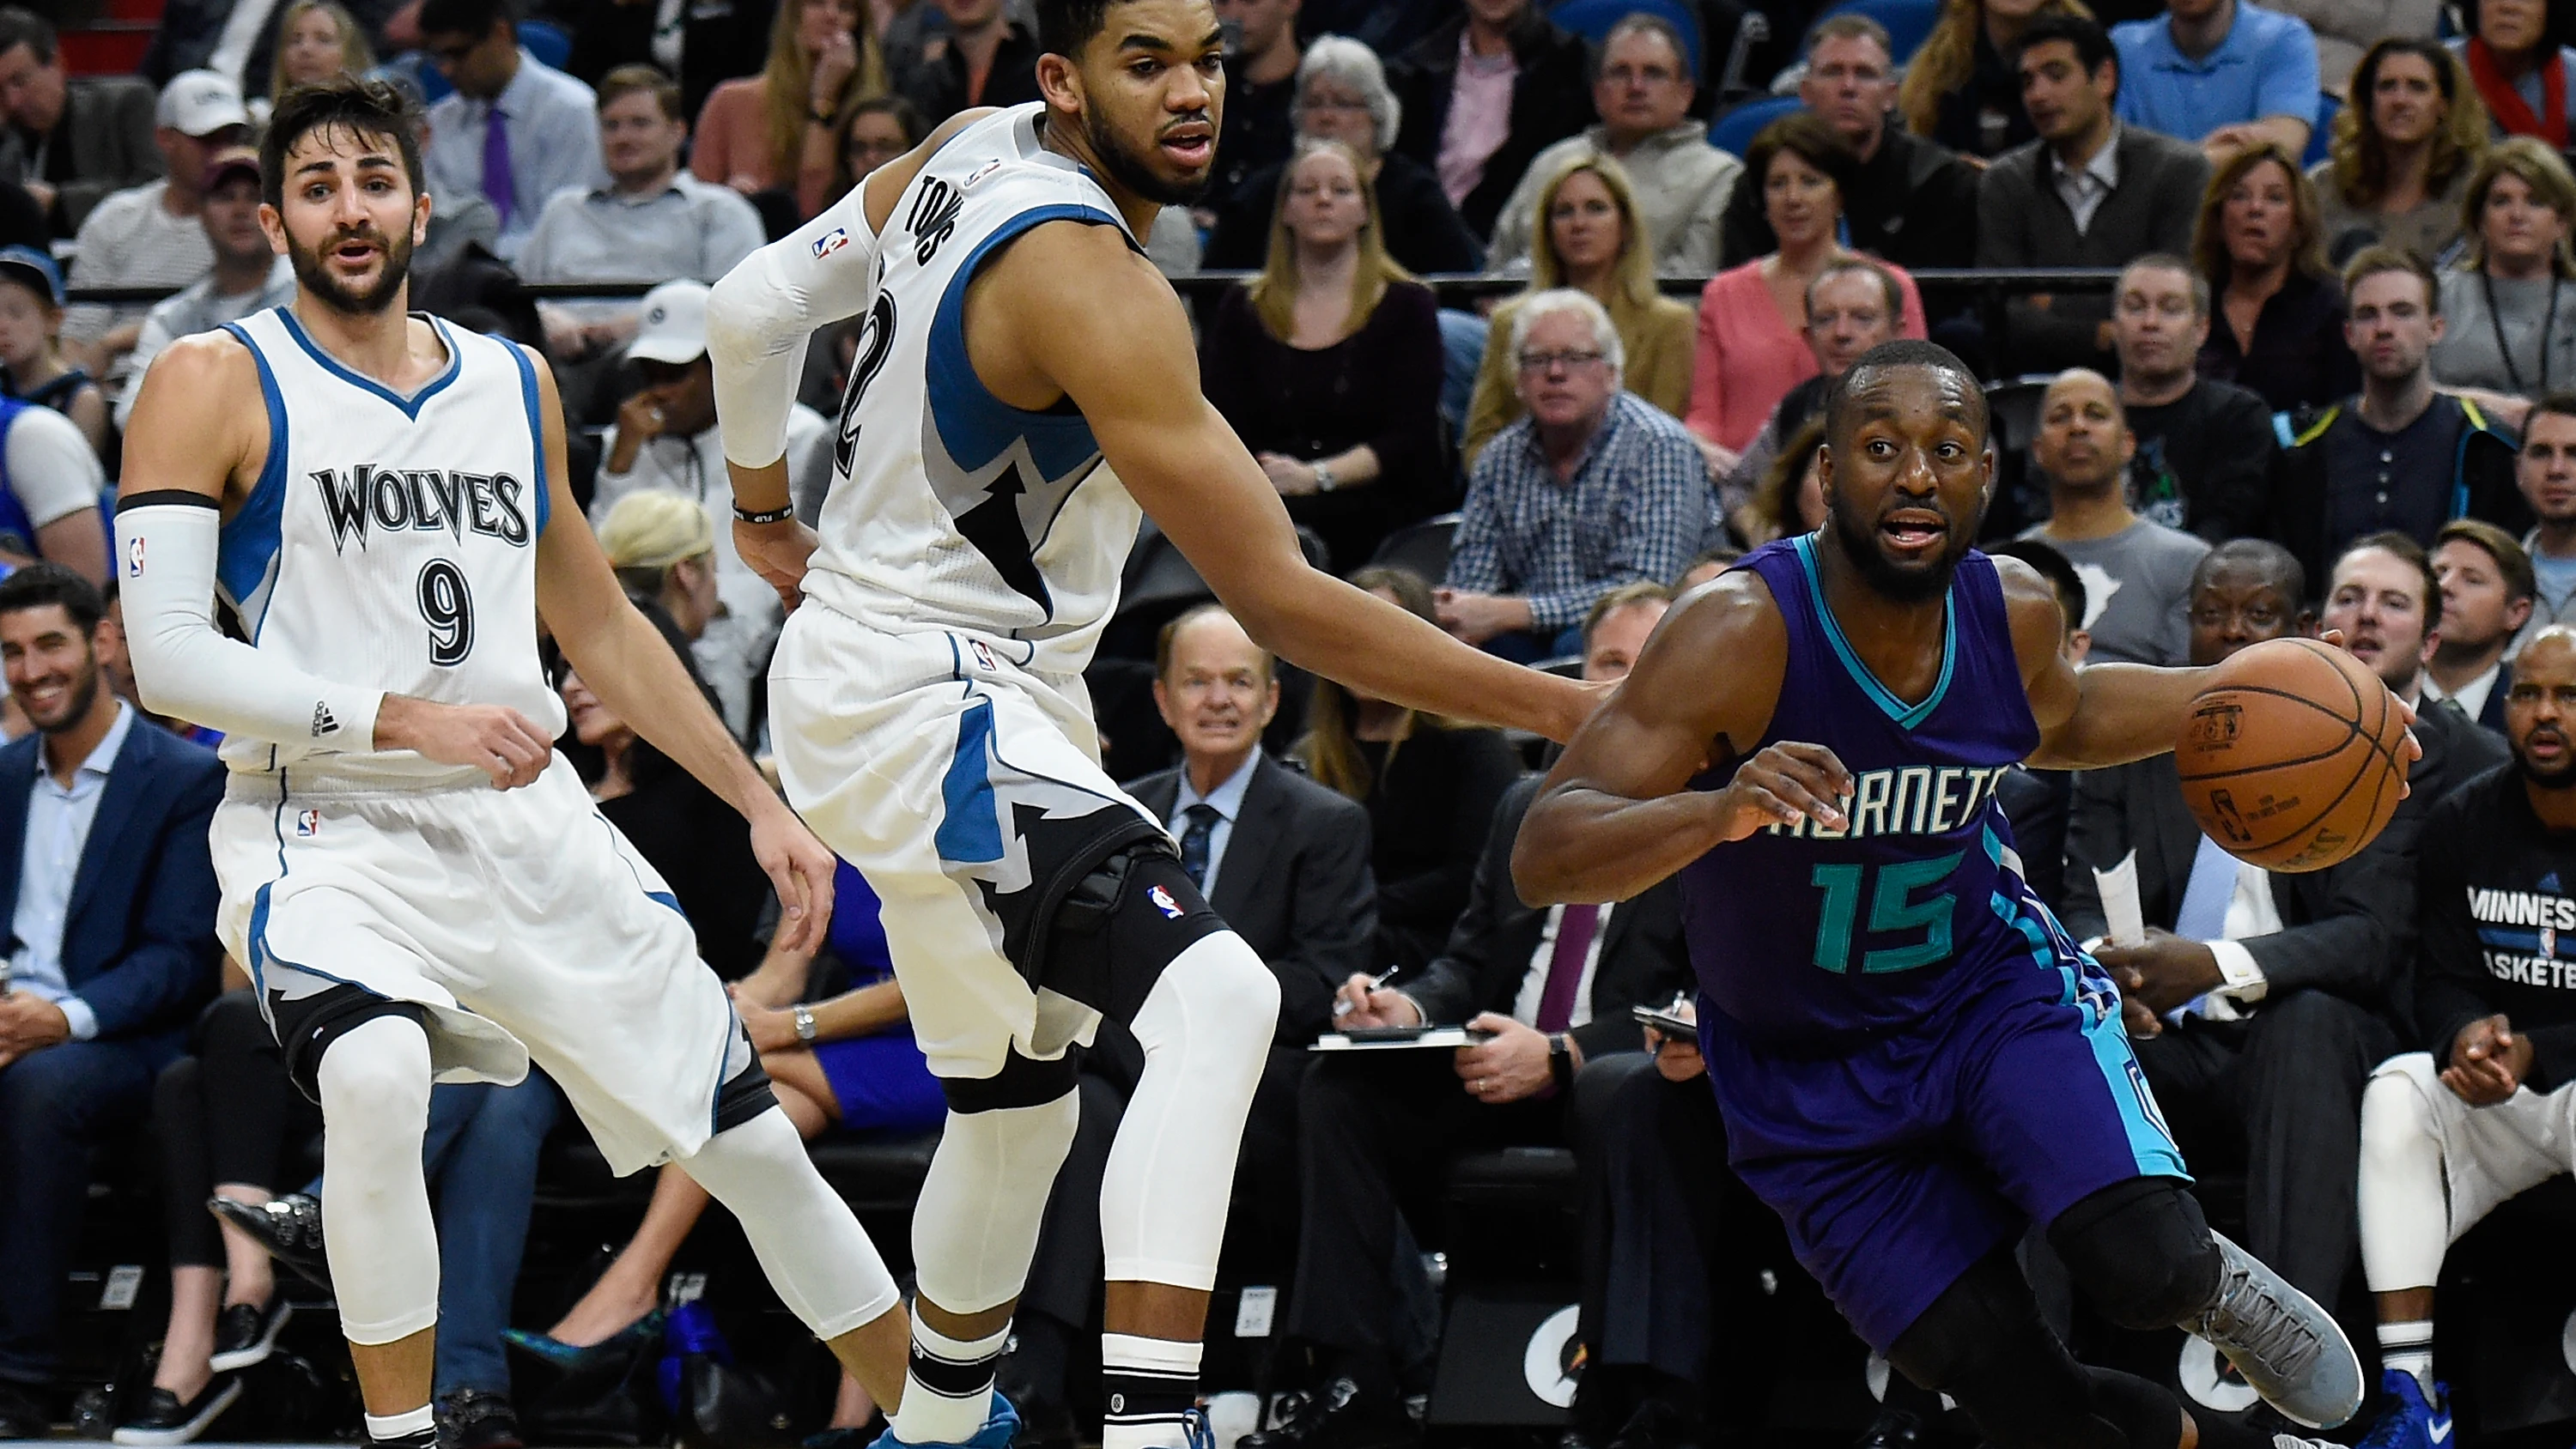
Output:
[1753, 771, 1847, 828]
[1772, 742, 1855, 795]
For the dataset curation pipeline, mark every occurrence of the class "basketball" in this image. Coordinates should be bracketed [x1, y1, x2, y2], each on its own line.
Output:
[2173, 638, 2411, 873]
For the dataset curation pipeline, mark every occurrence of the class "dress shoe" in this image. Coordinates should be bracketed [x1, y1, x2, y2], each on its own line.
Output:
[1235, 1378, 1415, 1449]
[208, 1194, 329, 1288]
[112, 1378, 242, 1446]
[437, 1388, 525, 1449]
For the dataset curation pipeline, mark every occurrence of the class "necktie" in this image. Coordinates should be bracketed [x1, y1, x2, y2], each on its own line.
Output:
[1534, 904, 1600, 1034]
[2172, 834, 2239, 943]
[481, 103, 515, 227]
[1177, 803, 1221, 891]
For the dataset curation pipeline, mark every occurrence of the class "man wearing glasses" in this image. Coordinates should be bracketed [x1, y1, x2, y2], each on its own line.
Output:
[416, 0, 607, 262]
[1437, 288, 1708, 662]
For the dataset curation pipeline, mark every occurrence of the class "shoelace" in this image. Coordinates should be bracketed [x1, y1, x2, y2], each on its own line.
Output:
[2196, 1255, 2324, 1379]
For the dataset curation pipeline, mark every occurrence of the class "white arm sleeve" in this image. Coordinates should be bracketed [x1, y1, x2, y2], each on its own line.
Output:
[708, 182, 886, 471]
[118, 500, 385, 750]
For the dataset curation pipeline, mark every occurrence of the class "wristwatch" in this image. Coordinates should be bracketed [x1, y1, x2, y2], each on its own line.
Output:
[1311, 461, 1337, 493]
[793, 1004, 819, 1043]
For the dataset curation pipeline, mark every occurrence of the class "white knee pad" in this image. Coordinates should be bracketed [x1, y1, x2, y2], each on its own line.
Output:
[684, 1106, 902, 1337]
[1102, 931, 1276, 1289]
[316, 1016, 439, 1345]
[910, 1088, 1082, 1315]
[2358, 1067, 2449, 1294]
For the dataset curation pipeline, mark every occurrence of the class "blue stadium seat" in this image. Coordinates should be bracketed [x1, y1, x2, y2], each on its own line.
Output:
[1709, 92, 1800, 156]
[1814, 0, 1941, 63]
[1547, 0, 1704, 76]
[2306, 90, 2338, 166]
[519, 18, 573, 72]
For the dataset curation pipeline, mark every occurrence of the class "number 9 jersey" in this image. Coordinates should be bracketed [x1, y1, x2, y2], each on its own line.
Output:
[208, 306, 565, 786]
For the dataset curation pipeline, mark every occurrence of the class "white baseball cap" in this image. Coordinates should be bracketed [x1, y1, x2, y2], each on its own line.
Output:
[627, 280, 710, 366]
[157, 70, 249, 138]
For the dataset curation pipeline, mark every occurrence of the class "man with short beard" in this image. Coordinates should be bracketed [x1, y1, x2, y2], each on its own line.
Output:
[2351, 622, 2576, 1449]
[2427, 518, 2535, 732]
[2016, 368, 2208, 666]
[2512, 394, 2576, 652]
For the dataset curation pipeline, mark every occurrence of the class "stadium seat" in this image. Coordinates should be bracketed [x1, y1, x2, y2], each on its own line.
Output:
[1547, 0, 1705, 76]
[2306, 91, 2338, 167]
[1368, 512, 1461, 585]
[519, 18, 572, 71]
[1710, 93, 1801, 157]
[1814, 0, 1941, 64]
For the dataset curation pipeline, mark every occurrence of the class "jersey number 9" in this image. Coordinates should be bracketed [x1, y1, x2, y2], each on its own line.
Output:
[417, 558, 476, 667]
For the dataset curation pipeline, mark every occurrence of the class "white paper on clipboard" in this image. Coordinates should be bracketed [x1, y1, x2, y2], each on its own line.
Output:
[2091, 851, 2148, 948]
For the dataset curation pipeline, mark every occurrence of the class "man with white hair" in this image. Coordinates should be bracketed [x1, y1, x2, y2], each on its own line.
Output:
[1437, 288, 1708, 660]
[1201, 34, 1482, 273]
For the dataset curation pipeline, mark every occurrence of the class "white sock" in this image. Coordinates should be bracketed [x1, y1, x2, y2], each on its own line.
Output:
[1102, 1333, 1202, 1449]
[363, 1405, 434, 1445]
[2379, 1320, 2435, 1397]
[891, 1315, 1007, 1446]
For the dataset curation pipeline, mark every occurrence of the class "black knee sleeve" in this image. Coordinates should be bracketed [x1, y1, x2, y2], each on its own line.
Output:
[1888, 1249, 2186, 1449]
[1042, 845, 1225, 1025]
[266, 984, 425, 1104]
[2048, 1178, 2221, 1331]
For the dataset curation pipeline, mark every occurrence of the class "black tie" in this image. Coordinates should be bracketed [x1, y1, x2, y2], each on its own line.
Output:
[1178, 803, 1222, 889]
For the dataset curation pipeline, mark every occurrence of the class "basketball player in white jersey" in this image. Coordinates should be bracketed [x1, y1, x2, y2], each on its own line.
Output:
[706, 3, 1600, 1447]
[113, 79, 918, 1449]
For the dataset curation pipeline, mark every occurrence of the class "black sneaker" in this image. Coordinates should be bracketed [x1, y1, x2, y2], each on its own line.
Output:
[437, 1388, 524, 1449]
[111, 1379, 242, 1446]
[208, 1297, 292, 1373]
[1235, 1378, 1416, 1449]
[208, 1194, 330, 1288]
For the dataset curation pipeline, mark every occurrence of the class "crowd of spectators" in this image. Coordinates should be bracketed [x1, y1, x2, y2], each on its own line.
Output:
[8, 0, 2576, 1446]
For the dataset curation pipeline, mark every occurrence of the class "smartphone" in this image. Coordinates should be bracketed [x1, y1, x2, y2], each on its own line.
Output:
[1631, 1005, 1698, 1041]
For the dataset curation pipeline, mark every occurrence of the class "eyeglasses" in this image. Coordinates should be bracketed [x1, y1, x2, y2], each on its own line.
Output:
[1517, 349, 1606, 373]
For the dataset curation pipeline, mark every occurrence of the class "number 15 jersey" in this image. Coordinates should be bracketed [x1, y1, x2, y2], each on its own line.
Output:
[1678, 537, 2092, 1052]
[209, 306, 565, 787]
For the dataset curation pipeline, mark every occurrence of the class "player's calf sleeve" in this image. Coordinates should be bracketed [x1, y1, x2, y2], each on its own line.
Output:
[2358, 1070, 2449, 1294]
[1101, 931, 1277, 1289]
[682, 1106, 901, 1338]
[2047, 1179, 2222, 1331]
[315, 1016, 439, 1349]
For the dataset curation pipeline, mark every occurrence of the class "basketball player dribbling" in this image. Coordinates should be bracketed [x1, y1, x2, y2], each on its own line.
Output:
[703, 2, 1595, 1447]
[1513, 339, 2382, 1449]
[115, 78, 920, 1449]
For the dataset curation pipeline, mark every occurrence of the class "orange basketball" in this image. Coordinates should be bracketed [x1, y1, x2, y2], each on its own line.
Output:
[2173, 637, 2410, 873]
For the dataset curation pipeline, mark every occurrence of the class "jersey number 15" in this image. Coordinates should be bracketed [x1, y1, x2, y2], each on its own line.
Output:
[1809, 855, 1961, 974]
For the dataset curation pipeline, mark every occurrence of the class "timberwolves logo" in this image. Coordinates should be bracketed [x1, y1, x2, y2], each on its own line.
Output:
[1522, 1306, 1582, 1409]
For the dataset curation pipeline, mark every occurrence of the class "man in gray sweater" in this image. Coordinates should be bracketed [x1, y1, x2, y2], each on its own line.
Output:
[1976, 11, 2210, 374]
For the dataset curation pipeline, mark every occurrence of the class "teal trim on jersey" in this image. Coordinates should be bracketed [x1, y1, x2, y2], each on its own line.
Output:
[270, 306, 465, 420]
[1790, 534, 1956, 730]
[217, 321, 289, 639]
[2077, 988, 2191, 1181]
[935, 697, 1005, 864]
[925, 202, 1123, 482]
[504, 340, 550, 538]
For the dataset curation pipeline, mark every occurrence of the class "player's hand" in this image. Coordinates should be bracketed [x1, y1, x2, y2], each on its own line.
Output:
[1333, 973, 1419, 1028]
[2091, 928, 2222, 1016]
[1706, 742, 1852, 842]
[1457, 1015, 1554, 1103]
[376, 696, 553, 789]
[749, 801, 838, 956]
[2443, 1013, 2532, 1105]
[735, 517, 820, 613]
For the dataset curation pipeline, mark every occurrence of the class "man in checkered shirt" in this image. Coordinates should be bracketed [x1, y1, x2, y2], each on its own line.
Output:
[1437, 288, 1712, 661]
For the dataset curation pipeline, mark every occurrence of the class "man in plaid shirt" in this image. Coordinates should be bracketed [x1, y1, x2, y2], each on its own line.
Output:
[1437, 289, 1712, 660]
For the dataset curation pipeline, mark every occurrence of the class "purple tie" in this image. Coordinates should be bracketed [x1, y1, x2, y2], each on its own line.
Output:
[1534, 904, 1599, 1034]
[481, 103, 514, 227]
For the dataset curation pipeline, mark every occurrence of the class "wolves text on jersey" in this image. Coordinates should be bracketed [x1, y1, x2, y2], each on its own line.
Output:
[311, 464, 535, 554]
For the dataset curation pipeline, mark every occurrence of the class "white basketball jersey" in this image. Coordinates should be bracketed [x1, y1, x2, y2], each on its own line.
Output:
[801, 104, 1145, 677]
[215, 306, 566, 786]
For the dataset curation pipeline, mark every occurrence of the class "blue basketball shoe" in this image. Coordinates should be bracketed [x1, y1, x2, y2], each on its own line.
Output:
[2353, 1371, 2451, 1449]
[868, 1394, 1021, 1449]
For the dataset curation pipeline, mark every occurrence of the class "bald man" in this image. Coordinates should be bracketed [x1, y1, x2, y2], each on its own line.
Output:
[2016, 369, 2209, 666]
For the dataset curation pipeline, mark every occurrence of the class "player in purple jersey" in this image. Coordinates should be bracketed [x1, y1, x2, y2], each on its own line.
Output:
[1515, 341, 2381, 1449]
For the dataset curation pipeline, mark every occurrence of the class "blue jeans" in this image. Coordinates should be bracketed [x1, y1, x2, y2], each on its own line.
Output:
[0, 1040, 167, 1385]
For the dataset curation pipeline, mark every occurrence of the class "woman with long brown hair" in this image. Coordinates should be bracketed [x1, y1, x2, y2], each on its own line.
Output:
[690, 0, 887, 222]
[1200, 138, 1448, 573]
[1297, 567, 1522, 976]
[267, 0, 373, 106]
[2192, 142, 2359, 411]
[2310, 38, 2488, 264]
[1896, 0, 2089, 155]
[1462, 152, 1695, 468]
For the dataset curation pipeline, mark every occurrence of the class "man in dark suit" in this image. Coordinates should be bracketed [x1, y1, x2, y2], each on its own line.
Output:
[0, 564, 222, 1432]
[1974, 11, 2210, 375]
[1251, 585, 1694, 1449]
[2426, 518, 2531, 734]
[1002, 604, 1376, 1447]
[2062, 537, 2505, 1337]
[0, 8, 160, 236]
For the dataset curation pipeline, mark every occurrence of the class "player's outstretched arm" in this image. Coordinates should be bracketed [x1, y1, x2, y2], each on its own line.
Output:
[1514, 573, 1851, 905]
[2005, 555, 2214, 770]
[990, 223, 1596, 743]
[526, 353, 838, 951]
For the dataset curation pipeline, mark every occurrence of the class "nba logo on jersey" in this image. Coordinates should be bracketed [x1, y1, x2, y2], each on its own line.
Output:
[1148, 885, 1182, 919]
[812, 227, 850, 259]
[970, 640, 999, 672]
[125, 536, 144, 577]
[295, 809, 320, 838]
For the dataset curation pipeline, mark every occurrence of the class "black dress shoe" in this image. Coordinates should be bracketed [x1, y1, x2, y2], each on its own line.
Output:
[208, 1194, 330, 1287]
[111, 1378, 243, 1446]
[1236, 1379, 1415, 1449]
[0, 1384, 47, 1440]
[437, 1388, 524, 1449]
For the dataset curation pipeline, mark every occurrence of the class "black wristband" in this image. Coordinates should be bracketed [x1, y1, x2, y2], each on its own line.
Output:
[733, 503, 794, 525]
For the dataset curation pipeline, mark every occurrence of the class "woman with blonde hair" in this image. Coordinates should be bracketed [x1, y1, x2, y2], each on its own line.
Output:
[2309, 38, 2488, 264]
[1297, 566, 1521, 975]
[1897, 0, 2089, 155]
[265, 0, 372, 109]
[2433, 136, 2576, 392]
[1200, 137, 1448, 572]
[1462, 152, 1696, 467]
[2191, 142, 2357, 410]
[690, 0, 887, 222]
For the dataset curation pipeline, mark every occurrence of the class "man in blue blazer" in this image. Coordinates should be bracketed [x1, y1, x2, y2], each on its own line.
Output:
[0, 563, 222, 1432]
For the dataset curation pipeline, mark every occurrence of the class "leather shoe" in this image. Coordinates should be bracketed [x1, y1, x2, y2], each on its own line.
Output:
[209, 1194, 330, 1288]
[437, 1388, 524, 1449]
[1851, 1409, 1926, 1449]
[1235, 1378, 1414, 1449]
